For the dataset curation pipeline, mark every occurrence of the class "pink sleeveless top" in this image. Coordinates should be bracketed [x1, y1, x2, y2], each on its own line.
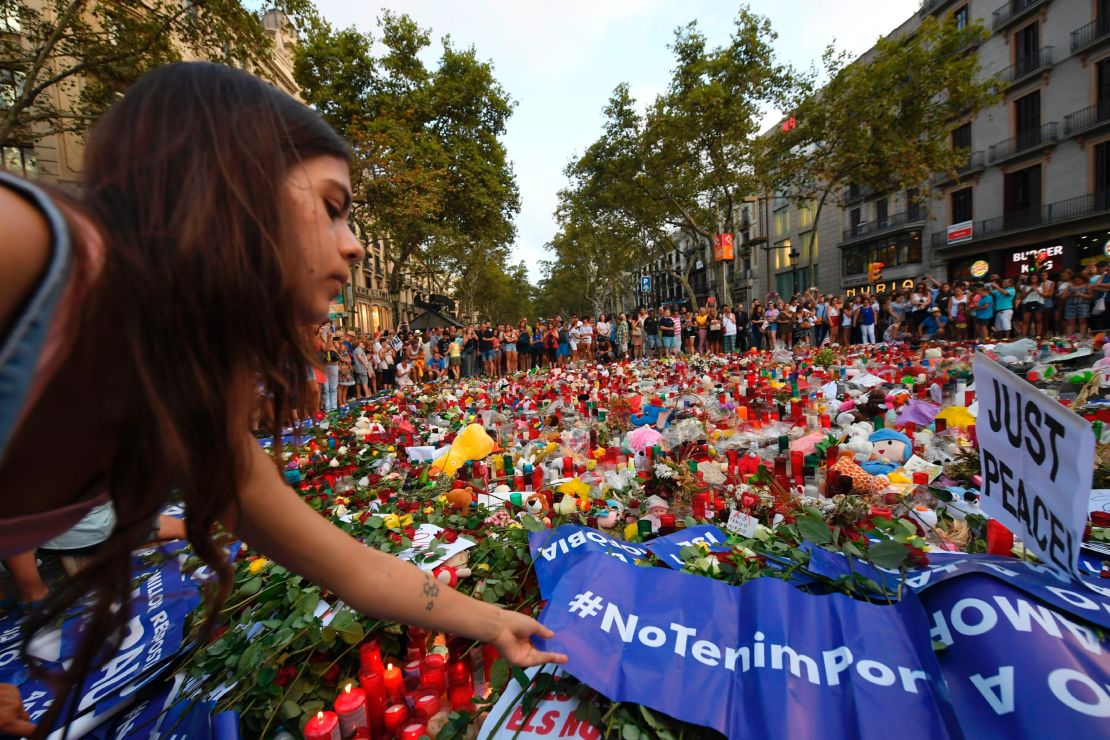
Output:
[0, 174, 108, 558]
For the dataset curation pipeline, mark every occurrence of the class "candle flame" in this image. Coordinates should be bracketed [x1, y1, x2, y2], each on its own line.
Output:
[317, 711, 324, 720]
[387, 662, 393, 670]
[345, 683, 352, 694]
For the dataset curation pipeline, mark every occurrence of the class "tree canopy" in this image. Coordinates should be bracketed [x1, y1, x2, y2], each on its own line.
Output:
[294, 12, 521, 323]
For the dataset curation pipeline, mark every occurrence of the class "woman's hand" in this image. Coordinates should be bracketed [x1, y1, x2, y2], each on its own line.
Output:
[489, 609, 568, 669]
[0, 684, 34, 737]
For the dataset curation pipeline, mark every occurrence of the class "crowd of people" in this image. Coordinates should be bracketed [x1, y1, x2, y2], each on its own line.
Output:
[315, 263, 1110, 412]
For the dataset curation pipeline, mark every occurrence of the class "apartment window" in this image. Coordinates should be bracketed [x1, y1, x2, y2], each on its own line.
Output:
[906, 188, 922, 220]
[951, 187, 973, 224]
[1099, 58, 1110, 112]
[799, 230, 818, 263]
[952, 123, 971, 152]
[875, 198, 889, 227]
[1096, 142, 1110, 208]
[953, 5, 968, 30]
[849, 207, 862, 237]
[1004, 164, 1042, 229]
[774, 239, 791, 270]
[1101, 0, 1110, 32]
[796, 198, 815, 228]
[1014, 90, 1041, 146]
[774, 206, 790, 237]
[1014, 22, 1039, 75]
[0, 144, 36, 178]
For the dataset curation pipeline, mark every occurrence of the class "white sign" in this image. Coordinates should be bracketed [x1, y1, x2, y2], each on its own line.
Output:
[478, 667, 600, 740]
[726, 509, 759, 538]
[972, 354, 1094, 576]
[947, 220, 973, 244]
[397, 523, 476, 571]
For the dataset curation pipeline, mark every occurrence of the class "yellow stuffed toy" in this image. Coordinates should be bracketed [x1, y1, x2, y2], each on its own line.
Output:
[433, 423, 494, 477]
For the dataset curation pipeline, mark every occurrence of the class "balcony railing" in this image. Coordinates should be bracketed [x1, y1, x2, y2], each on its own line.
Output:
[987, 122, 1058, 164]
[1071, 18, 1110, 54]
[1064, 101, 1110, 137]
[992, 0, 1051, 33]
[932, 191, 1110, 249]
[995, 47, 1053, 87]
[841, 209, 926, 243]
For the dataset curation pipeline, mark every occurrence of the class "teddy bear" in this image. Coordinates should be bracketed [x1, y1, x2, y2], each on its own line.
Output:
[433, 550, 472, 589]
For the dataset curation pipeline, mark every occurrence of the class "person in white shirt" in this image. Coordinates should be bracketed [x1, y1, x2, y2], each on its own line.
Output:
[395, 358, 414, 387]
[722, 308, 737, 354]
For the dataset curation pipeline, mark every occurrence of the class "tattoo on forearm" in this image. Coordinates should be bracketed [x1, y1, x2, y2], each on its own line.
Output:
[422, 573, 440, 611]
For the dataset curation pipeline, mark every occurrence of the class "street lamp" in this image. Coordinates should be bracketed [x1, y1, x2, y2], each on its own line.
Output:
[788, 245, 800, 297]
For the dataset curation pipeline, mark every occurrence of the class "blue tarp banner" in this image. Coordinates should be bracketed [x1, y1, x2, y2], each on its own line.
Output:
[536, 552, 962, 740]
[645, 525, 731, 568]
[920, 573, 1110, 736]
[528, 525, 649, 594]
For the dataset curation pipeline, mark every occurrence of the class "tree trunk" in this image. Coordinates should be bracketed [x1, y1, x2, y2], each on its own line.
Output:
[807, 188, 832, 291]
[387, 243, 416, 330]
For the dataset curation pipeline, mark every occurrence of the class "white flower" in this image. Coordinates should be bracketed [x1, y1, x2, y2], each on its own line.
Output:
[358, 476, 370, 488]
[329, 457, 339, 468]
[334, 504, 348, 518]
[653, 463, 675, 479]
[337, 445, 348, 456]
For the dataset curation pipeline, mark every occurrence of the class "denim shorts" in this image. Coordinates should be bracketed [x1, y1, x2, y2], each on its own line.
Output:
[558, 342, 570, 357]
[481, 350, 495, 362]
[662, 336, 677, 350]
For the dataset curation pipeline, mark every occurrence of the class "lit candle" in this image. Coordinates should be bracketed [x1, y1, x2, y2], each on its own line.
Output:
[399, 723, 429, 740]
[402, 658, 422, 692]
[383, 662, 405, 704]
[303, 710, 341, 740]
[334, 683, 369, 737]
[383, 703, 409, 737]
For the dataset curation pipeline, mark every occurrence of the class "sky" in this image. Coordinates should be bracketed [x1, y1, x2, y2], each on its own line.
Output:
[314, 0, 920, 281]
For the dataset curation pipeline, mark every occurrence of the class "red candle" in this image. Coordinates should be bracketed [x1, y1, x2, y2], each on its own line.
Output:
[414, 692, 441, 722]
[359, 640, 384, 674]
[826, 446, 839, 466]
[334, 683, 369, 737]
[562, 456, 573, 475]
[790, 450, 804, 484]
[358, 669, 386, 736]
[383, 662, 404, 704]
[420, 654, 447, 695]
[399, 723, 429, 740]
[383, 703, 409, 737]
[449, 681, 474, 711]
[303, 710, 341, 740]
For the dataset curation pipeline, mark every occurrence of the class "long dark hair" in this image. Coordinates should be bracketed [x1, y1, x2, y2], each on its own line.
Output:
[23, 62, 349, 734]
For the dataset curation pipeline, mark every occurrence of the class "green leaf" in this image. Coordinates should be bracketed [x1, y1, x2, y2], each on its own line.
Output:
[339, 621, 365, 646]
[240, 576, 262, 597]
[622, 724, 643, 740]
[797, 514, 833, 545]
[280, 700, 302, 720]
[489, 658, 510, 692]
[367, 515, 383, 528]
[867, 540, 910, 570]
[512, 667, 530, 689]
[257, 666, 276, 687]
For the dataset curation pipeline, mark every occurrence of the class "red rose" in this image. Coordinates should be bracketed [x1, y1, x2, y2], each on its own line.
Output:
[1092, 511, 1110, 528]
[323, 664, 341, 687]
[275, 665, 296, 687]
[403, 526, 416, 540]
[441, 529, 459, 544]
[389, 532, 403, 545]
[907, 545, 929, 568]
[986, 520, 1014, 556]
[869, 506, 893, 521]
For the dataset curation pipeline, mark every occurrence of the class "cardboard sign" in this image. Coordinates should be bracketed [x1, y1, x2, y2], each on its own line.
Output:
[726, 510, 759, 538]
[478, 667, 599, 740]
[972, 354, 1094, 577]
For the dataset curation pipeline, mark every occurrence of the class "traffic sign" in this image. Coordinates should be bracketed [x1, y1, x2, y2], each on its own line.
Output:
[640, 275, 652, 293]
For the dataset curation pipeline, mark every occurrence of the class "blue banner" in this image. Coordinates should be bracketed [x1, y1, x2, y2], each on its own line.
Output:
[895, 553, 1110, 630]
[645, 525, 731, 569]
[536, 552, 962, 740]
[920, 574, 1110, 736]
[528, 525, 649, 594]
